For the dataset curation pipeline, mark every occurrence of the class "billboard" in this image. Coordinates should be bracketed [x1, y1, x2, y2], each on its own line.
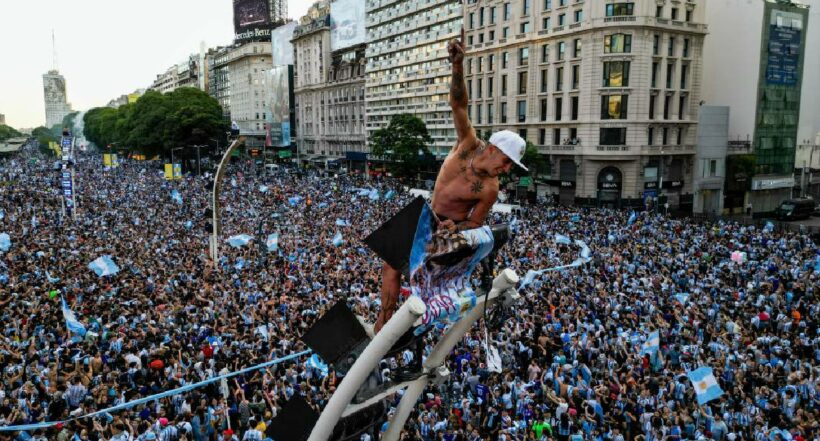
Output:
[271, 21, 296, 66]
[266, 66, 291, 147]
[234, 0, 272, 43]
[330, 0, 366, 51]
[765, 9, 803, 86]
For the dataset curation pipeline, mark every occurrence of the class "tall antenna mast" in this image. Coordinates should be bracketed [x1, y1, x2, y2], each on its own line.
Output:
[52, 29, 58, 70]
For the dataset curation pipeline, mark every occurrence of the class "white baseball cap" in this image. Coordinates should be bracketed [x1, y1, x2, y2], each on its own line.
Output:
[489, 130, 528, 171]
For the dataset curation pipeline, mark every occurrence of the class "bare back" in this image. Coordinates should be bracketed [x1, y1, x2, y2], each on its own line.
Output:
[431, 139, 499, 227]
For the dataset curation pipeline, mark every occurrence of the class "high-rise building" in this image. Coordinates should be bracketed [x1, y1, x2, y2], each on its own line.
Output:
[0, 114, 5, 125]
[293, 1, 367, 167]
[208, 42, 273, 147]
[43, 70, 73, 128]
[703, 0, 815, 212]
[148, 53, 206, 94]
[464, 0, 706, 209]
[365, 0, 463, 158]
[269, 0, 287, 24]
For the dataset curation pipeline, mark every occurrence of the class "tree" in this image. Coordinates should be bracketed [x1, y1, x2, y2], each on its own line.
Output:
[31, 126, 57, 156]
[0, 125, 22, 141]
[370, 114, 433, 179]
[61, 112, 80, 133]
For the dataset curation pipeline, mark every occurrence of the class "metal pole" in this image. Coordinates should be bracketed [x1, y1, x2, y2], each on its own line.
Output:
[211, 139, 243, 265]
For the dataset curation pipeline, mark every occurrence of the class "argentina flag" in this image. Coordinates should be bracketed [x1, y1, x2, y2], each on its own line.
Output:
[88, 255, 120, 277]
[227, 234, 253, 248]
[641, 331, 660, 357]
[266, 233, 279, 252]
[61, 297, 87, 337]
[307, 354, 329, 377]
[554, 233, 571, 245]
[687, 366, 724, 405]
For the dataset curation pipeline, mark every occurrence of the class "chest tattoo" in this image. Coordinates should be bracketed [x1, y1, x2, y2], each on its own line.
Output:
[470, 179, 484, 194]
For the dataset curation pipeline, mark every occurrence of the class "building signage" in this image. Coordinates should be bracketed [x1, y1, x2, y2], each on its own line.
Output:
[599, 181, 621, 190]
[751, 176, 795, 190]
[233, 0, 272, 43]
[766, 10, 803, 86]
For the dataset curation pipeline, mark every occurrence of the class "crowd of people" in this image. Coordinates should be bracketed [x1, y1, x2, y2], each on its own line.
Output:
[0, 143, 816, 441]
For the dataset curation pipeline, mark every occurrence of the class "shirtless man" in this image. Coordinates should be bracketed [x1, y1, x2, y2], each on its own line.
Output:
[374, 29, 528, 333]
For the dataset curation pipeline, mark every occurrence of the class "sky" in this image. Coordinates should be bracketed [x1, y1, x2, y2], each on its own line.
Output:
[0, 0, 312, 129]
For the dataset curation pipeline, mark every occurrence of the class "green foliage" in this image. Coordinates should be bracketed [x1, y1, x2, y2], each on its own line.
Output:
[61, 112, 80, 132]
[31, 126, 57, 151]
[370, 114, 433, 178]
[83, 87, 228, 156]
[0, 125, 22, 141]
[521, 141, 549, 178]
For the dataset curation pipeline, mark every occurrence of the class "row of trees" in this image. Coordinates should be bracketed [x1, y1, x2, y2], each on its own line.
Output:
[0, 124, 22, 141]
[83, 88, 228, 157]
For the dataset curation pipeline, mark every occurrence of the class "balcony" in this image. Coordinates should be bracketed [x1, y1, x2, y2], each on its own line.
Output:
[538, 144, 577, 154]
[596, 145, 630, 152]
[640, 144, 697, 155]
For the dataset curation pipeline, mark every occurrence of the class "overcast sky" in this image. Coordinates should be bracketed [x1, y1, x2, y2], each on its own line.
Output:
[0, 0, 312, 129]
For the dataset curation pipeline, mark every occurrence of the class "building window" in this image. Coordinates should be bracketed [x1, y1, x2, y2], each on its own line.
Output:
[664, 96, 671, 119]
[519, 47, 529, 65]
[671, 7, 678, 20]
[558, 14, 566, 26]
[501, 102, 508, 122]
[504, 2, 511, 20]
[666, 63, 674, 89]
[523, 0, 531, 15]
[679, 96, 686, 119]
[709, 159, 717, 177]
[479, 7, 485, 26]
[488, 103, 494, 124]
[680, 64, 688, 89]
[686, 9, 693, 22]
[469, 12, 475, 29]
[651, 62, 659, 88]
[558, 41, 565, 60]
[488, 76, 494, 95]
[489, 30, 495, 40]
[539, 128, 546, 144]
[668, 37, 675, 57]
[468, 79, 473, 97]
[520, 21, 531, 33]
[574, 9, 583, 22]
[648, 127, 654, 145]
[656, 5, 662, 17]
[541, 44, 549, 62]
[540, 69, 548, 92]
[604, 34, 632, 53]
[605, 2, 634, 16]
[518, 71, 528, 94]
[555, 97, 563, 120]
[519, 128, 527, 139]
[601, 95, 628, 119]
[490, 6, 497, 23]
[683, 38, 690, 58]
[477, 79, 483, 98]
[543, 16, 551, 30]
[502, 75, 508, 95]
[571, 65, 579, 89]
[540, 98, 548, 120]
[556, 66, 564, 91]
[503, 27, 510, 38]
[571, 96, 579, 120]
[477, 104, 482, 124]
[602, 61, 630, 87]
[649, 95, 655, 119]
[600, 127, 627, 145]
[517, 100, 527, 122]
[489, 54, 495, 70]
[553, 128, 561, 145]
[477, 56, 483, 72]
[544, 0, 552, 10]
[502, 52, 509, 68]
[677, 128, 683, 145]
[653, 34, 660, 55]
[467, 59, 472, 75]
[573, 39, 582, 57]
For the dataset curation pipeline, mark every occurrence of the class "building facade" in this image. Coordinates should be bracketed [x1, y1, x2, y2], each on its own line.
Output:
[0, 114, 5, 125]
[42, 70, 73, 128]
[703, 0, 814, 213]
[463, 0, 707, 208]
[208, 42, 273, 146]
[365, 0, 463, 158]
[293, 1, 367, 164]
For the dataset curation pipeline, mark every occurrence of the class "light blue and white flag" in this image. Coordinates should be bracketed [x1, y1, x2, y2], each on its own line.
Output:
[170, 189, 183, 204]
[554, 233, 571, 245]
[332, 231, 344, 247]
[0, 233, 10, 252]
[673, 293, 690, 305]
[46, 271, 60, 284]
[288, 196, 302, 206]
[61, 296, 87, 337]
[227, 234, 253, 248]
[259, 185, 269, 193]
[641, 331, 660, 357]
[266, 233, 279, 252]
[687, 366, 724, 405]
[356, 188, 371, 196]
[764, 221, 775, 232]
[335, 219, 350, 227]
[88, 255, 120, 277]
[368, 188, 380, 200]
[384, 190, 396, 200]
[627, 212, 637, 225]
[307, 354, 329, 377]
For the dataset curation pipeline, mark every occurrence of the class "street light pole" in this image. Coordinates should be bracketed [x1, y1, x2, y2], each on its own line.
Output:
[210, 138, 244, 265]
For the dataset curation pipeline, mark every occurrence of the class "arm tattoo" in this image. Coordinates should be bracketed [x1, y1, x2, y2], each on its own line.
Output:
[470, 180, 484, 194]
[457, 149, 470, 161]
[451, 71, 467, 105]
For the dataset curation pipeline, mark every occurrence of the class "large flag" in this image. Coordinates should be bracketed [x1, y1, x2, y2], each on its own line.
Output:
[641, 331, 660, 357]
[227, 234, 254, 248]
[687, 367, 724, 405]
[335, 219, 351, 227]
[170, 189, 183, 204]
[88, 255, 120, 277]
[554, 233, 571, 245]
[61, 297, 87, 337]
[307, 354, 329, 377]
[627, 212, 638, 225]
[0, 233, 10, 252]
[288, 196, 302, 206]
[368, 188, 380, 200]
[266, 233, 279, 252]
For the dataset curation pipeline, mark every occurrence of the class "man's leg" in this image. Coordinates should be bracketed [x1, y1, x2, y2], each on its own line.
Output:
[375, 262, 401, 333]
